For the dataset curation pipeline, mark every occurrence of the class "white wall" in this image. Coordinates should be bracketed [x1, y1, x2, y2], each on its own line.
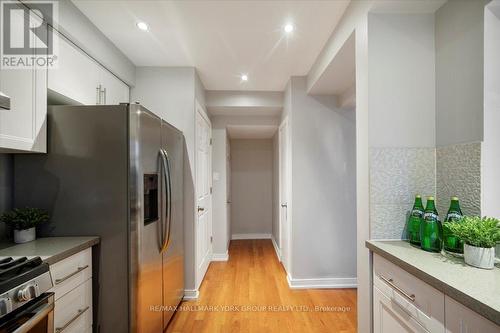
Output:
[435, 0, 487, 146]
[288, 77, 357, 281]
[368, 13, 436, 148]
[482, 1, 500, 218]
[131, 66, 202, 292]
[230, 139, 273, 237]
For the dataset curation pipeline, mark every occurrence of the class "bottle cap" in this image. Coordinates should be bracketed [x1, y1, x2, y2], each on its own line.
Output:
[415, 195, 421, 198]
[427, 196, 435, 200]
[451, 196, 459, 201]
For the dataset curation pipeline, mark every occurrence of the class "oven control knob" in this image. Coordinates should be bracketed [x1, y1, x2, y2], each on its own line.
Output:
[0, 298, 12, 316]
[16, 283, 40, 302]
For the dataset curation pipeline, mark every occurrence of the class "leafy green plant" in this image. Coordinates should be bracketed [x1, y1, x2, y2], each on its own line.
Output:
[0, 207, 49, 230]
[444, 216, 500, 248]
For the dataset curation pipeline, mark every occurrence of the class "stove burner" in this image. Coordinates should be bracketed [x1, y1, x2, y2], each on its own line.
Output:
[0, 257, 48, 296]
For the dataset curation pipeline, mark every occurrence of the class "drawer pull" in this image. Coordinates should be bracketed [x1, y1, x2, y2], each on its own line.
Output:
[55, 265, 89, 285]
[55, 306, 89, 333]
[380, 275, 416, 302]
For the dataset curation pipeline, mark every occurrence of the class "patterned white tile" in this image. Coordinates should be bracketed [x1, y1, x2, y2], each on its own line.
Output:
[436, 142, 481, 216]
[370, 204, 409, 240]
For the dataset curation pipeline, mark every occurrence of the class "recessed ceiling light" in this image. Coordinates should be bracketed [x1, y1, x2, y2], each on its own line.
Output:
[136, 22, 149, 31]
[241, 74, 248, 81]
[284, 23, 294, 33]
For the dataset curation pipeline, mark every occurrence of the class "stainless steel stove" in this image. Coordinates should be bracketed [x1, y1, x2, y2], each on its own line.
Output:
[0, 257, 54, 333]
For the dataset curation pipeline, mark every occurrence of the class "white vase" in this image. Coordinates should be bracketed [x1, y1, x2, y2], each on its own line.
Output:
[463, 243, 495, 269]
[14, 227, 36, 244]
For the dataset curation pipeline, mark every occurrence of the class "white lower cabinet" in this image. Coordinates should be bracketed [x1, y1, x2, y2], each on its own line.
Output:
[49, 248, 93, 333]
[445, 296, 500, 333]
[374, 285, 429, 333]
[372, 254, 500, 333]
[54, 278, 93, 333]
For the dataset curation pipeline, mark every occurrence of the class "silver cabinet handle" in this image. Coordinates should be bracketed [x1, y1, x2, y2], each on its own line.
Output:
[55, 306, 89, 333]
[55, 265, 89, 285]
[379, 275, 415, 302]
[96, 86, 101, 105]
[103, 87, 107, 104]
[281, 204, 287, 208]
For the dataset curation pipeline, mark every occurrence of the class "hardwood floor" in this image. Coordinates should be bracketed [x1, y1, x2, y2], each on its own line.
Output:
[167, 239, 357, 333]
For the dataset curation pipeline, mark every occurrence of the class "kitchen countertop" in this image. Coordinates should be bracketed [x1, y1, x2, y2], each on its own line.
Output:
[0, 236, 100, 265]
[366, 240, 500, 326]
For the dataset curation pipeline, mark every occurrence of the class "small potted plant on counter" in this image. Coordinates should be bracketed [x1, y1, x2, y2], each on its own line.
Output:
[0, 207, 49, 244]
[445, 216, 500, 269]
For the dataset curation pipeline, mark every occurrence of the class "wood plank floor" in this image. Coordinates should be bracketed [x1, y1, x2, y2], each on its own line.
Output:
[166, 239, 357, 333]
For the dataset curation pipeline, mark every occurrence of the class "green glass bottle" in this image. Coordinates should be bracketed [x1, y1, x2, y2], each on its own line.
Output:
[443, 197, 464, 254]
[407, 195, 424, 245]
[420, 196, 442, 252]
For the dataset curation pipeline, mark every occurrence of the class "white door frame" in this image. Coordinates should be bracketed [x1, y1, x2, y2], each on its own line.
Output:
[194, 100, 213, 289]
[278, 117, 292, 275]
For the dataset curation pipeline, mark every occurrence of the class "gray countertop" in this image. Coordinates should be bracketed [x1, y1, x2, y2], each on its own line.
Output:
[366, 240, 500, 326]
[0, 236, 100, 265]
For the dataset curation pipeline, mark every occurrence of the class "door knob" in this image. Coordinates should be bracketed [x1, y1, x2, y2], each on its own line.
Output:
[281, 204, 287, 208]
[198, 207, 205, 212]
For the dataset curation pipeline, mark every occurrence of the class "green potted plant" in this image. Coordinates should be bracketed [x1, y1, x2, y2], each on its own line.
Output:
[444, 216, 500, 269]
[0, 207, 49, 244]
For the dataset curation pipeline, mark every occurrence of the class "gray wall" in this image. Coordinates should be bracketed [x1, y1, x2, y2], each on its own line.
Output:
[289, 77, 357, 280]
[230, 139, 273, 236]
[272, 133, 279, 244]
[0, 155, 13, 240]
[435, 0, 487, 147]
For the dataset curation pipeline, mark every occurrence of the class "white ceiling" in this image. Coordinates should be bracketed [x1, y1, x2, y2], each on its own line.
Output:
[72, 0, 350, 91]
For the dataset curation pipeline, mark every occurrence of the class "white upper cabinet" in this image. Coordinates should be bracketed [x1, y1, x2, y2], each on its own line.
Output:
[48, 30, 100, 105]
[0, 7, 47, 153]
[48, 30, 129, 106]
[98, 67, 129, 105]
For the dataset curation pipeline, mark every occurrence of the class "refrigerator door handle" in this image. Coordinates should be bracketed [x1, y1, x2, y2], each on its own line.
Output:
[160, 149, 172, 253]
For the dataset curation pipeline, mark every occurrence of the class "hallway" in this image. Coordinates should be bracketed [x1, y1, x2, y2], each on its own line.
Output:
[167, 240, 357, 333]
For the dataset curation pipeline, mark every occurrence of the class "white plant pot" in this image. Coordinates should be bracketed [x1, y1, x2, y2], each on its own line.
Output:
[463, 244, 495, 269]
[14, 227, 36, 244]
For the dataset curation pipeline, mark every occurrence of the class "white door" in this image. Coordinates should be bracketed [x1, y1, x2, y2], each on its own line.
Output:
[226, 137, 231, 244]
[195, 102, 212, 287]
[279, 118, 290, 271]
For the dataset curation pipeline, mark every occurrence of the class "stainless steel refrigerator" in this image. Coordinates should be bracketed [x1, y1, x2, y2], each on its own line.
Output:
[14, 103, 184, 333]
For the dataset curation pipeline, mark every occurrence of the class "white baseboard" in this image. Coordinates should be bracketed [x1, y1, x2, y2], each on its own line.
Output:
[287, 274, 357, 289]
[212, 251, 229, 261]
[231, 233, 272, 240]
[271, 236, 281, 261]
[183, 289, 199, 300]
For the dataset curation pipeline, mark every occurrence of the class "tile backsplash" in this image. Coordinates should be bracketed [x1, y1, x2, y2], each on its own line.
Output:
[370, 142, 482, 240]
[436, 142, 481, 216]
[370, 147, 436, 239]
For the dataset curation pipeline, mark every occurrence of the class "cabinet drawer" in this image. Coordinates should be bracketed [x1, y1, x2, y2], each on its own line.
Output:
[374, 285, 429, 333]
[54, 278, 92, 333]
[50, 248, 92, 300]
[373, 254, 445, 333]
